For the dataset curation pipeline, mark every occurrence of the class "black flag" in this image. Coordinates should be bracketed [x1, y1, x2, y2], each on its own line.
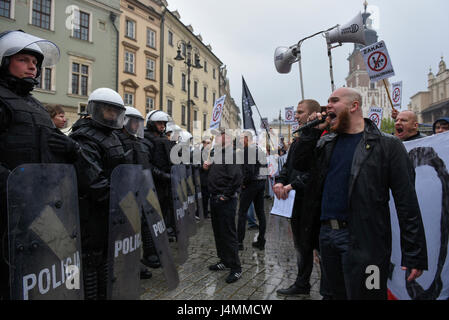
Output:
[242, 77, 257, 131]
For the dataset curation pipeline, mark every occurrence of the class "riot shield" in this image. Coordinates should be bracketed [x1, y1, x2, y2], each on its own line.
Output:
[170, 165, 189, 265]
[108, 164, 142, 300]
[192, 166, 205, 227]
[139, 170, 179, 290]
[185, 165, 198, 237]
[7, 164, 83, 300]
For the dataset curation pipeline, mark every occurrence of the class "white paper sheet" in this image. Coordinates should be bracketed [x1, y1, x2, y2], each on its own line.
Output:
[270, 190, 296, 218]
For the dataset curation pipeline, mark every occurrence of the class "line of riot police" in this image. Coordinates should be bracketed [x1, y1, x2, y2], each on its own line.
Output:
[0, 30, 204, 300]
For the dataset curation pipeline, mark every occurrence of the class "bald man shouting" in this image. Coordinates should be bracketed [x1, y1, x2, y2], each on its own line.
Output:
[394, 110, 426, 141]
[292, 87, 428, 300]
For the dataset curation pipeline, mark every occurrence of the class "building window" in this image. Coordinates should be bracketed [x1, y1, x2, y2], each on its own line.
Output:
[124, 93, 134, 106]
[125, 51, 135, 74]
[167, 65, 173, 85]
[126, 19, 135, 39]
[194, 81, 198, 98]
[146, 97, 154, 112]
[167, 99, 173, 116]
[213, 92, 216, 105]
[370, 82, 375, 90]
[181, 73, 186, 91]
[204, 60, 207, 72]
[181, 43, 186, 57]
[168, 31, 173, 46]
[71, 63, 89, 96]
[194, 110, 198, 122]
[146, 58, 155, 80]
[203, 113, 207, 131]
[213, 68, 216, 79]
[36, 67, 53, 91]
[73, 10, 90, 41]
[203, 86, 207, 102]
[147, 28, 156, 48]
[32, 0, 51, 30]
[181, 105, 186, 125]
[0, 0, 11, 18]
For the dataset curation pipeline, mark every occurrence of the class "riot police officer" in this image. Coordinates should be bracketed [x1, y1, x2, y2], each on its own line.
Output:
[0, 30, 80, 299]
[142, 110, 176, 238]
[115, 106, 161, 277]
[70, 88, 129, 300]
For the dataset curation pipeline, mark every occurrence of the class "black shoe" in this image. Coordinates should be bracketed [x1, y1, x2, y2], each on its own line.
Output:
[225, 271, 242, 284]
[252, 241, 265, 250]
[208, 262, 227, 271]
[140, 267, 153, 280]
[238, 243, 244, 251]
[276, 284, 310, 296]
[248, 224, 259, 230]
[142, 255, 161, 269]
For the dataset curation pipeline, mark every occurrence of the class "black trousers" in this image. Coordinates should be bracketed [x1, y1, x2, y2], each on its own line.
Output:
[290, 198, 313, 290]
[201, 186, 209, 218]
[210, 197, 241, 272]
[237, 180, 266, 244]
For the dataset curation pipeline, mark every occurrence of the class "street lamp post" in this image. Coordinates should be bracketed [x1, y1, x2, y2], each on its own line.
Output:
[174, 40, 202, 133]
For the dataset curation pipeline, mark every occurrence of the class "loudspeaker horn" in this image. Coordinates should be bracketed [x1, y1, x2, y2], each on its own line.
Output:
[274, 46, 298, 74]
[325, 12, 366, 46]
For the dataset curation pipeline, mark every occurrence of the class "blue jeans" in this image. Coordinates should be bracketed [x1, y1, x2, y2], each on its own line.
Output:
[247, 202, 257, 227]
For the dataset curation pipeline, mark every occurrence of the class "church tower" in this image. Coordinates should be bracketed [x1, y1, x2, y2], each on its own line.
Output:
[346, 1, 392, 119]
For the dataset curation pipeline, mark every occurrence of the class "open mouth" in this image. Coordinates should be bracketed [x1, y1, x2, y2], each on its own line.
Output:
[328, 112, 337, 120]
[396, 127, 404, 134]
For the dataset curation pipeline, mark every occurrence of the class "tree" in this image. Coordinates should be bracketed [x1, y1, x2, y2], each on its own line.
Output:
[381, 118, 395, 134]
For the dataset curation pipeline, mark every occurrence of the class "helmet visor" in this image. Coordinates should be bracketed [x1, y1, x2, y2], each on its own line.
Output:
[124, 116, 144, 139]
[0, 31, 60, 67]
[89, 101, 126, 129]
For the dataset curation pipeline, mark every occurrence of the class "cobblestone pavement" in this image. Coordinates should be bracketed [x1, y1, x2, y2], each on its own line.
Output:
[140, 199, 322, 300]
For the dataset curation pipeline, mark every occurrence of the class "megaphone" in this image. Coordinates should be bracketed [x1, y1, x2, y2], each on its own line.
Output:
[325, 12, 366, 46]
[274, 46, 298, 74]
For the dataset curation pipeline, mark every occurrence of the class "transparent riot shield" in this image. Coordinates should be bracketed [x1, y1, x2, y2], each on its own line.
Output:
[192, 166, 205, 227]
[7, 164, 83, 300]
[139, 170, 179, 290]
[170, 165, 189, 265]
[107, 164, 142, 300]
[185, 165, 197, 237]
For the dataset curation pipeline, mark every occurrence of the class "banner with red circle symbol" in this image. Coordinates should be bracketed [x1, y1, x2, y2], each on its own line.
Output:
[209, 95, 226, 130]
[368, 106, 383, 129]
[360, 40, 395, 82]
[284, 106, 296, 125]
[391, 81, 404, 111]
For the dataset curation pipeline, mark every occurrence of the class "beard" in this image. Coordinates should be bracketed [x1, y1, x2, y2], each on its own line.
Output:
[330, 108, 351, 134]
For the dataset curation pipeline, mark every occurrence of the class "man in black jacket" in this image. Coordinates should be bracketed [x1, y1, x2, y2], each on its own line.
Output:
[236, 130, 268, 251]
[203, 130, 243, 283]
[294, 87, 428, 300]
[274, 99, 321, 297]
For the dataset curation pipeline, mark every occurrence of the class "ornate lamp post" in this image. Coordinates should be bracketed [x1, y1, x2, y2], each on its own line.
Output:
[174, 40, 202, 132]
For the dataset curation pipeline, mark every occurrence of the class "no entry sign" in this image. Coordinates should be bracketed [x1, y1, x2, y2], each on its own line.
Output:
[391, 81, 403, 111]
[209, 95, 226, 130]
[285, 107, 295, 124]
[368, 106, 383, 129]
[361, 40, 395, 82]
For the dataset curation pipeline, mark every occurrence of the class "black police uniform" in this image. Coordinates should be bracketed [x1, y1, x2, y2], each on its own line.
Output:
[70, 117, 129, 300]
[142, 129, 175, 236]
[115, 130, 161, 273]
[0, 75, 79, 299]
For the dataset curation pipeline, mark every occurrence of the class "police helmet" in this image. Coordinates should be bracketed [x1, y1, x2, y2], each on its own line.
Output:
[145, 110, 172, 133]
[87, 88, 126, 129]
[0, 30, 60, 78]
[124, 106, 145, 139]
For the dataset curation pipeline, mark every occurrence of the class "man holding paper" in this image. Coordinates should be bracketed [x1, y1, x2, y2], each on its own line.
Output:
[273, 99, 322, 297]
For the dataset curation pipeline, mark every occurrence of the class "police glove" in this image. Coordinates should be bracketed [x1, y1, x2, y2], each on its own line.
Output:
[48, 132, 81, 158]
[152, 167, 171, 182]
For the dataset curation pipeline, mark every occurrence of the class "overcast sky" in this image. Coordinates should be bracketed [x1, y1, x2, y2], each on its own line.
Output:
[166, 0, 449, 127]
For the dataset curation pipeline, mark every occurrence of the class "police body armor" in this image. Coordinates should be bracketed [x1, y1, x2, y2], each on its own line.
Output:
[139, 169, 179, 290]
[0, 85, 58, 168]
[115, 131, 149, 168]
[170, 165, 189, 265]
[108, 164, 142, 300]
[7, 164, 83, 300]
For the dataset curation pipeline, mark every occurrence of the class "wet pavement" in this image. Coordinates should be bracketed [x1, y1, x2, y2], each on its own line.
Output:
[140, 199, 322, 300]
